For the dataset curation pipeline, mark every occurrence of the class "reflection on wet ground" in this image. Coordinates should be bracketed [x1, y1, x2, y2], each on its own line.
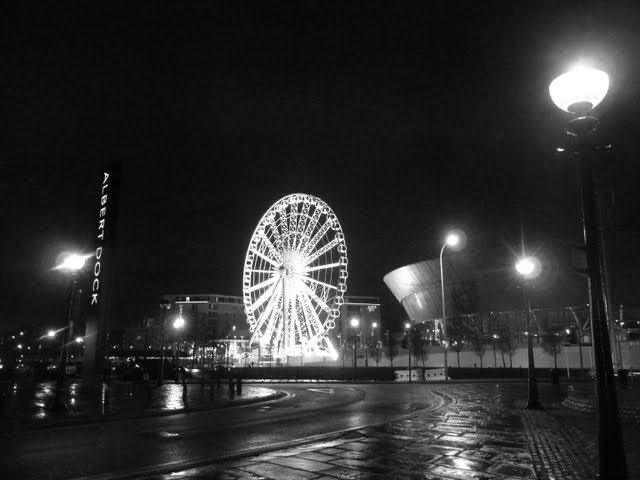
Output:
[0, 380, 276, 427]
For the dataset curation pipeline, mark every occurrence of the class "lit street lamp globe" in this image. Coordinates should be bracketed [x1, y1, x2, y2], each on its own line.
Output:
[55, 253, 91, 272]
[445, 233, 460, 247]
[404, 323, 411, 330]
[173, 315, 185, 329]
[549, 66, 609, 114]
[47, 330, 56, 338]
[350, 317, 360, 328]
[515, 257, 539, 279]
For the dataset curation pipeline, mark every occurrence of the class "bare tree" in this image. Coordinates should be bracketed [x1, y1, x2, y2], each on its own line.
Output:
[470, 334, 488, 367]
[369, 341, 383, 367]
[541, 330, 563, 369]
[497, 323, 516, 368]
[384, 331, 398, 367]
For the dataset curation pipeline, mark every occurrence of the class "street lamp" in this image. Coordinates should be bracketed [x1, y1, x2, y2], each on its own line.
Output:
[404, 322, 412, 383]
[515, 256, 542, 410]
[350, 317, 359, 381]
[550, 65, 626, 478]
[440, 231, 462, 381]
[52, 252, 89, 411]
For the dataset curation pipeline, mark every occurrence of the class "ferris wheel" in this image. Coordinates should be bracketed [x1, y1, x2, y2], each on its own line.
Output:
[243, 193, 348, 360]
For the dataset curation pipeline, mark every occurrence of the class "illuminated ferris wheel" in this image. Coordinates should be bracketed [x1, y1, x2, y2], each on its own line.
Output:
[243, 193, 348, 361]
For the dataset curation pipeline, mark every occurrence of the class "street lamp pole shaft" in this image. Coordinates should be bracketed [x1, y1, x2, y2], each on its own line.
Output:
[440, 243, 449, 380]
[579, 150, 627, 477]
[523, 287, 540, 409]
[159, 308, 168, 386]
[53, 278, 76, 410]
[352, 333, 357, 382]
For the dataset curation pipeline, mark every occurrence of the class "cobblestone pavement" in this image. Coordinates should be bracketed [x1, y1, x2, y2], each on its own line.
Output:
[150, 383, 599, 480]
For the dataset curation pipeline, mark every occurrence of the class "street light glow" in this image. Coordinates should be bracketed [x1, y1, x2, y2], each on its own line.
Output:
[515, 257, 538, 278]
[404, 323, 411, 330]
[372, 322, 378, 328]
[549, 66, 609, 114]
[47, 330, 56, 338]
[55, 253, 91, 272]
[446, 233, 460, 247]
[350, 317, 360, 328]
[75, 337, 83, 343]
[173, 315, 185, 329]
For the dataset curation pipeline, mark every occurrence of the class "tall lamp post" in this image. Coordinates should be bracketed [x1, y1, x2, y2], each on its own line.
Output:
[350, 317, 359, 381]
[515, 256, 542, 410]
[404, 323, 412, 383]
[440, 232, 462, 381]
[549, 65, 626, 478]
[52, 253, 89, 411]
[158, 300, 171, 386]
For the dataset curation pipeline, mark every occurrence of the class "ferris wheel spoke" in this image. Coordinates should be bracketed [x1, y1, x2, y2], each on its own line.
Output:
[250, 269, 277, 274]
[298, 291, 326, 335]
[289, 206, 299, 249]
[299, 206, 323, 252]
[301, 218, 333, 258]
[278, 212, 291, 250]
[251, 248, 280, 269]
[258, 232, 284, 264]
[267, 217, 285, 252]
[249, 279, 280, 313]
[293, 203, 311, 251]
[303, 237, 339, 266]
[302, 261, 342, 274]
[298, 281, 331, 314]
[254, 285, 282, 334]
[247, 275, 279, 293]
[297, 292, 319, 339]
[298, 275, 337, 291]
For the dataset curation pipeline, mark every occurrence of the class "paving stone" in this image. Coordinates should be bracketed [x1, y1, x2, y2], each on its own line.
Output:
[426, 464, 501, 479]
[239, 462, 320, 480]
[336, 441, 375, 452]
[299, 452, 340, 463]
[318, 466, 370, 479]
[488, 463, 536, 478]
[433, 456, 493, 472]
[268, 456, 334, 472]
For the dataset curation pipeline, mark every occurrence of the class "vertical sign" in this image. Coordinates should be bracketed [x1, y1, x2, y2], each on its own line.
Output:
[83, 162, 122, 385]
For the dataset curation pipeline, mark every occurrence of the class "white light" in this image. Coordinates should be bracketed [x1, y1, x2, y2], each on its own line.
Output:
[350, 318, 360, 328]
[20, 331, 24, 336]
[75, 337, 83, 343]
[515, 257, 537, 278]
[549, 66, 609, 114]
[566, 329, 571, 335]
[55, 253, 91, 272]
[17, 344, 22, 349]
[492, 334, 499, 339]
[47, 330, 56, 338]
[404, 323, 411, 330]
[446, 233, 460, 247]
[173, 316, 185, 329]
[372, 322, 378, 328]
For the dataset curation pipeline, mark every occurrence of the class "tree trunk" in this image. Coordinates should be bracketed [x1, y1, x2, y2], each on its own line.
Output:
[456, 351, 460, 367]
[554, 355, 558, 369]
[480, 356, 483, 368]
[501, 352, 506, 368]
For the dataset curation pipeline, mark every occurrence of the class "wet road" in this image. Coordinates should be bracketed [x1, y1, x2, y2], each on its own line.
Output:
[0, 383, 445, 480]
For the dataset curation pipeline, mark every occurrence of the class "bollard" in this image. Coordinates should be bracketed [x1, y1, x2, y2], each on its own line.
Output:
[228, 377, 235, 395]
[236, 377, 242, 395]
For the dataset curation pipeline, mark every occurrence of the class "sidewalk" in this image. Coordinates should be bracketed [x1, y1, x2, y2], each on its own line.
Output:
[151, 383, 639, 480]
[0, 379, 282, 430]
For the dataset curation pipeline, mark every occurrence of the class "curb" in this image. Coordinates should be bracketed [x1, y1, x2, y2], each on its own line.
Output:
[6, 390, 286, 431]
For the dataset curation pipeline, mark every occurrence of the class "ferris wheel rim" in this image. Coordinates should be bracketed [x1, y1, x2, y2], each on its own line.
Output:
[242, 193, 347, 359]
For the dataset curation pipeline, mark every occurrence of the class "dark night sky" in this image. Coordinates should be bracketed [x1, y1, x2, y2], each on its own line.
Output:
[2, 1, 640, 333]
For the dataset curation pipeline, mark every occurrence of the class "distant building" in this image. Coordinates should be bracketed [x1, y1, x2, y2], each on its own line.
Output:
[335, 295, 382, 347]
[160, 294, 249, 341]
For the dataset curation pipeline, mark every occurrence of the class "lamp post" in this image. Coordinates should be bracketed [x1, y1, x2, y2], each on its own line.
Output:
[440, 232, 461, 381]
[404, 323, 412, 383]
[550, 65, 626, 478]
[51, 253, 89, 411]
[371, 322, 378, 367]
[350, 317, 359, 381]
[157, 300, 171, 386]
[515, 256, 542, 410]
[492, 334, 498, 368]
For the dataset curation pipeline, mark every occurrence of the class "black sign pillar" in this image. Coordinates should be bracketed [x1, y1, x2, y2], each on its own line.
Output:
[83, 162, 122, 387]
